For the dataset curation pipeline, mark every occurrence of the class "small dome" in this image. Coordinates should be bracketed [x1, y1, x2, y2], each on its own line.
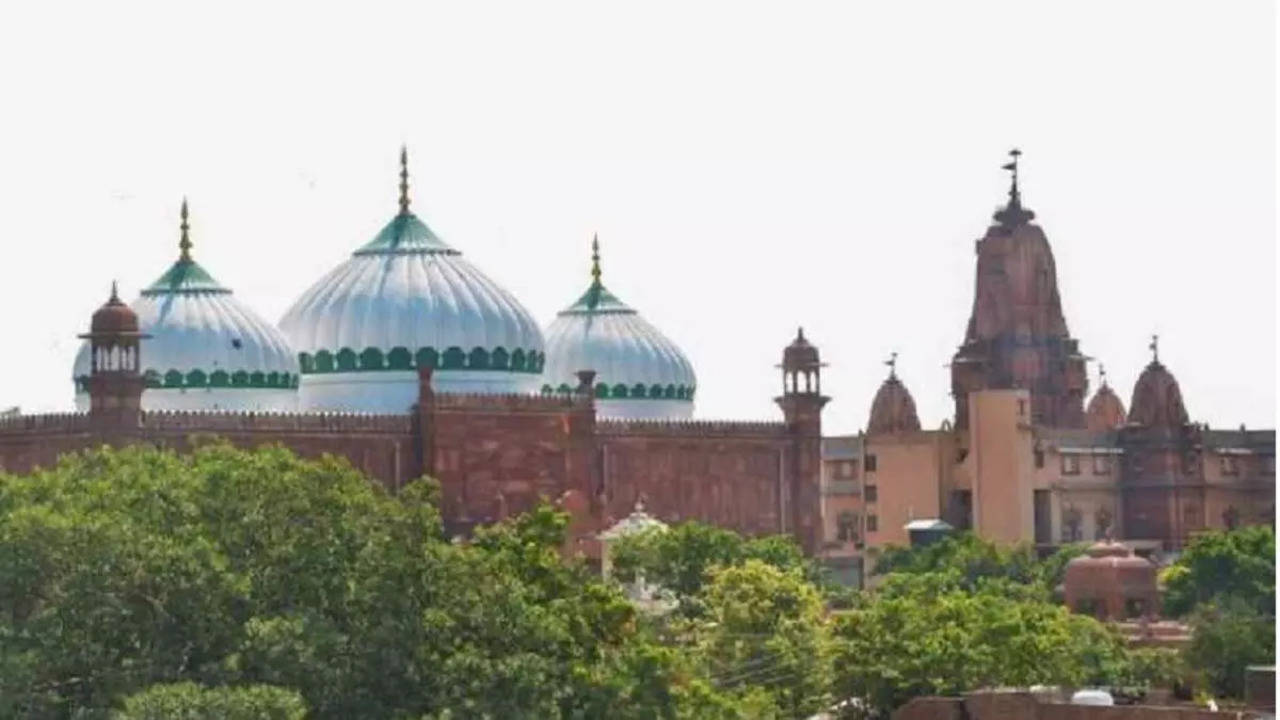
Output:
[279, 151, 544, 412]
[74, 203, 297, 412]
[1128, 346, 1188, 428]
[782, 328, 821, 370]
[542, 237, 695, 419]
[89, 282, 140, 335]
[868, 366, 921, 435]
[1086, 372, 1126, 431]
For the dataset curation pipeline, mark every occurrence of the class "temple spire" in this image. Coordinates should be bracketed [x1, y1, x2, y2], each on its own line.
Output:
[398, 145, 410, 215]
[110, 279, 120, 303]
[178, 198, 192, 261]
[885, 351, 898, 379]
[1149, 334, 1159, 364]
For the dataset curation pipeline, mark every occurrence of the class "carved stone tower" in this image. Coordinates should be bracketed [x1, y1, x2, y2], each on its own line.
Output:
[951, 150, 1088, 429]
[775, 328, 828, 554]
[79, 283, 149, 429]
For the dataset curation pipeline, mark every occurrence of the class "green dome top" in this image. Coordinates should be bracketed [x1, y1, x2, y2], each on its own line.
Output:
[140, 200, 230, 296]
[353, 212, 458, 256]
[560, 234, 635, 316]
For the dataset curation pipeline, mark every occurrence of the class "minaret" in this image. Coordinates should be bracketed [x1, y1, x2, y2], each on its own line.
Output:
[951, 150, 1088, 429]
[79, 282, 150, 429]
[775, 328, 829, 554]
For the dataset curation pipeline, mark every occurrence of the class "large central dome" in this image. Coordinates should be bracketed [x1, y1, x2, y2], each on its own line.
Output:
[279, 150, 544, 412]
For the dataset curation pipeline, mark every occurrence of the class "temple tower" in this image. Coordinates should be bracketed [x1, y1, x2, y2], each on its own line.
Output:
[951, 150, 1088, 429]
[79, 283, 149, 429]
[776, 328, 828, 553]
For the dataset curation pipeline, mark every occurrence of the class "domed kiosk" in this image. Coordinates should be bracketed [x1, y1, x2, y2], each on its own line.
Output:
[867, 353, 921, 435]
[1063, 539, 1158, 621]
[1085, 364, 1127, 431]
[279, 149, 545, 412]
[541, 236, 696, 420]
[74, 202, 298, 412]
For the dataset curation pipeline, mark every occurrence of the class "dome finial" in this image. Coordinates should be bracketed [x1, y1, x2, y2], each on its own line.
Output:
[797, 326, 805, 341]
[398, 145, 411, 215]
[590, 233, 602, 286]
[1149, 333, 1159, 364]
[885, 350, 898, 379]
[1003, 148, 1022, 209]
[110, 279, 120, 303]
[993, 148, 1035, 226]
[179, 198, 192, 261]
[1099, 362, 1108, 387]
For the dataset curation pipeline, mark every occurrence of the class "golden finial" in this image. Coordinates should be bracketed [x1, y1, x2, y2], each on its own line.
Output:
[179, 198, 192, 261]
[399, 145, 410, 215]
[590, 233, 601, 285]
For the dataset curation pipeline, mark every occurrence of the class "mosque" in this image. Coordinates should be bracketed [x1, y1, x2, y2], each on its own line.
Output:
[1, 149, 1272, 575]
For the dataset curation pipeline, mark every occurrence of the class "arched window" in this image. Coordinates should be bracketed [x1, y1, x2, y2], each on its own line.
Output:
[510, 349, 526, 371]
[359, 347, 384, 370]
[186, 369, 207, 387]
[491, 347, 510, 370]
[164, 370, 183, 388]
[415, 347, 438, 370]
[314, 351, 334, 373]
[387, 347, 412, 370]
[336, 348, 357, 371]
[468, 347, 490, 370]
[442, 347, 466, 369]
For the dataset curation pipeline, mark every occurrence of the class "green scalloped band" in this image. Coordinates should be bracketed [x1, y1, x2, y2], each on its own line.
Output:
[297, 346, 545, 375]
[74, 369, 300, 393]
[540, 382, 696, 401]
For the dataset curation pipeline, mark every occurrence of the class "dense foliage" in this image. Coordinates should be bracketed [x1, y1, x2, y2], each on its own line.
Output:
[1160, 525, 1275, 618]
[0, 445, 1267, 716]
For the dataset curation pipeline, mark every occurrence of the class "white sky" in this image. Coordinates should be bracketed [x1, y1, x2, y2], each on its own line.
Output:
[0, 1, 1274, 434]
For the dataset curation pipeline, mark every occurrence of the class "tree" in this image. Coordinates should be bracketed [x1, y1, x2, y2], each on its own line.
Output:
[1161, 525, 1275, 618]
[832, 572, 1132, 717]
[1185, 598, 1275, 699]
[0, 443, 717, 719]
[607, 522, 818, 616]
[113, 682, 306, 720]
[695, 560, 833, 719]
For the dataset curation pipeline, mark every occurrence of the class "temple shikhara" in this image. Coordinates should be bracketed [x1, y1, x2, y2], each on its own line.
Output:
[0, 149, 1272, 579]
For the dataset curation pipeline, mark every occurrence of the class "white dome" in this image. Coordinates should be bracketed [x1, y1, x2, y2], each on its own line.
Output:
[74, 207, 298, 412]
[278, 172, 544, 413]
[542, 239, 695, 420]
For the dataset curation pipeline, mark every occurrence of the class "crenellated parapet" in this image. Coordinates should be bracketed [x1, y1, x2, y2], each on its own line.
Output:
[139, 410, 413, 434]
[0, 412, 91, 435]
[431, 391, 588, 413]
[597, 418, 788, 438]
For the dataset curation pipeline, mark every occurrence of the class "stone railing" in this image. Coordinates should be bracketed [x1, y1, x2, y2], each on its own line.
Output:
[141, 410, 413, 434]
[597, 419, 788, 438]
[431, 391, 586, 413]
[0, 412, 91, 435]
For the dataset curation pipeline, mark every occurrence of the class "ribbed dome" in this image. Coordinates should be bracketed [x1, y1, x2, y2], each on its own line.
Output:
[278, 151, 545, 412]
[542, 237, 695, 420]
[89, 282, 140, 334]
[74, 202, 298, 412]
[1086, 370, 1127, 431]
[1128, 348, 1188, 428]
[867, 364, 921, 435]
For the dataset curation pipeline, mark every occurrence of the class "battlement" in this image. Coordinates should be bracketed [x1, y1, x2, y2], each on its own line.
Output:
[597, 418, 788, 438]
[431, 391, 587, 413]
[0, 412, 91, 435]
[140, 410, 413, 434]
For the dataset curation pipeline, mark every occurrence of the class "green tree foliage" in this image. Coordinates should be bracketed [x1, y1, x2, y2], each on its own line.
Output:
[832, 573, 1131, 717]
[113, 682, 307, 720]
[1161, 525, 1275, 618]
[694, 561, 832, 718]
[0, 443, 722, 719]
[871, 532, 1086, 596]
[1185, 599, 1275, 699]
[606, 521, 817, 616]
